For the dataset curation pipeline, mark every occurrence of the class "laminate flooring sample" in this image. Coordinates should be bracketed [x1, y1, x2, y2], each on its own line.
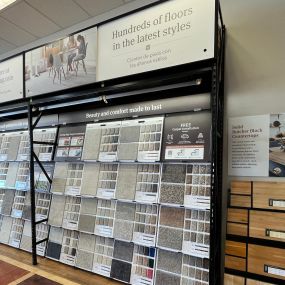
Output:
[113, 240, 134, 262]
[81, 163, 100, 196]
[116, 164, 137, 200]
[5, 162, 18, 188]
[82, 127, 102, 160]
[161, 164, 186, 184]
[0, 216, 13, 244]
[48, 195, 65, 227]
[50, 163, 68, 194]
[110, 259, 132, 283]
[1, 189, 15, 216]
[160, 183, 185, 205]
[155, 270, 181, 285]
[156, 249, 182, 274]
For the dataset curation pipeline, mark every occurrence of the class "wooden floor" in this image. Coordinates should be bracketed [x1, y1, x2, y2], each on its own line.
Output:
[0, 244, 121, 285]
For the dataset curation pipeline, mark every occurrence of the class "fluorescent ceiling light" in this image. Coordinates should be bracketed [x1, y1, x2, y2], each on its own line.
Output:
[0, 0, 17, 11]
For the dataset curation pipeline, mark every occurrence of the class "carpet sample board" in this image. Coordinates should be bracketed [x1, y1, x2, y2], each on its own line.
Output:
[80, 197, 98, 215]
[78, 232, 96, 251]
[155, 270, 181, 285]
[50, 163, 68, 194]
[46, 242, 62, 260]
[80, 163, 100, 196]
[49, 227, 64, 243]
[6, 136, 21, 161]
[82, 126, 102, 160]
[159, 183, 185, 205]
[161, 164, 186, 184]
[75, 250, 94, 271]
[157, 227, 183, 251]
[113, 240, 134, 262]
[78, 214, 96, 233]
[159, 206, 185, 228]
[0, 216, 13, 244]
[48, 195, 65, 227]
[156, 249, 182, 274]
[110, 259, 132, 283]
[5, 162, 18, 188]
[1, 189, 15, 216]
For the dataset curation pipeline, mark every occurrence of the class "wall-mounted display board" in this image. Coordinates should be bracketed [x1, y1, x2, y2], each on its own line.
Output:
[0, 55, 23, 102]
[97, 0, 215, 81]
[25, 27, 97, 97]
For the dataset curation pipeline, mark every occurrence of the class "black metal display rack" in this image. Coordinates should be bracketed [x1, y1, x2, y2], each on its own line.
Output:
[0, 2, 225, 285]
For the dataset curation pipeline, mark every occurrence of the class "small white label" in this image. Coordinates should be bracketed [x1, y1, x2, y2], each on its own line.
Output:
[182, 241, 210, 258]
[65, 186, 81, 196]
[95, 225, 113, 237]
[133, 232, 155, 247]
[0, 154, 8, 161]
[36, 214, 47, 222]
[11, 209, 22, 219]
[165, 146, 204, 160]
[93, 263, 111, 277]
[97, 189, 115, 199]
[267, 266, 285, 277]
[10, 239, 20, 248]
[137, 152, 160, 162]
[62, 220, 78, 231]
[131, 273, 153, 285]
[15, 181, 27, 190]
[184, 195, 211, 210]
[39, 153, 52, 161]
[135, 192, 158, 204]
[99, 152, 117, 162]
[60, 253, 76, 266]
[19, 154, 29, 161]
[268, 230, 285, 240]
[272, 200, 285, 208]
[0, 180, 6, 188]
[37, 245, 45, 256]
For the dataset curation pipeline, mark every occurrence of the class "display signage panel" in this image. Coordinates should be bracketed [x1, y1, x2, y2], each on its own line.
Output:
[0, 55, 23, 103]
[25, 26, 97, 97]
[97, 0, 215, 81]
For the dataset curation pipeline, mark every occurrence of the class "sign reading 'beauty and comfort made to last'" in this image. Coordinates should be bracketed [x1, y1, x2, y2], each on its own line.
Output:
[97, 0, 215, 81]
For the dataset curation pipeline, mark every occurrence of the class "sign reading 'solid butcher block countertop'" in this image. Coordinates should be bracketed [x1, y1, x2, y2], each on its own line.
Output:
[225, 181, 285, 285]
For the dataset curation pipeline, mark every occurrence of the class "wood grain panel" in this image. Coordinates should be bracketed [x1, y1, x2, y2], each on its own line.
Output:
[253, 182, 285, 210]
[226, 241, 246, 257]
[227, 222, 248, 236]
[225, 255, 246, 271]
[248, 244, 285, 281]
[224, 273, 245, 285]
[231, 181, 251, 195]
[250, 210, 285, 241]
[247, 279, 274, 285]
[228, 208, 248, 223]
[231, 195, 251, 208]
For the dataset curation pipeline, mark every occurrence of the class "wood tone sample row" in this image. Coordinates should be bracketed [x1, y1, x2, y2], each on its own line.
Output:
[224, 274, 274, 285]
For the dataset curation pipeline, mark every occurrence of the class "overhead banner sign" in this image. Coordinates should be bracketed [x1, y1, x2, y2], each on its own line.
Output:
[228, 115, 270, 177]
[97, 0, 215, 81]
[0, 56, 23, 103]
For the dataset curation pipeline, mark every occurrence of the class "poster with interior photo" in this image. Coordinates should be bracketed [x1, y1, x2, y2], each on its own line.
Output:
[269, 114, 285, 177]
[25, 26, 97, 97]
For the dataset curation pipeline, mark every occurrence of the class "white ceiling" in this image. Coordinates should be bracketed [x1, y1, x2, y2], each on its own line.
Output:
[0, 0, 136, 57]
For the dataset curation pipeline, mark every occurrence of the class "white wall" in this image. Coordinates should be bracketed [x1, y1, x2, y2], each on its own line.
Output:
[220, 0, 285, 277]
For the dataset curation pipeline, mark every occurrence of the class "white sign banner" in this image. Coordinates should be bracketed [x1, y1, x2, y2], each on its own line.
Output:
[0, 56, 23, 102]
[97, 0, 215, 81]
[228, 115, 270, 177]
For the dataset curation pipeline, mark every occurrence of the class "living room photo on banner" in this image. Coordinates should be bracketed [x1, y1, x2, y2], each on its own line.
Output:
[25, 26, 97, 97]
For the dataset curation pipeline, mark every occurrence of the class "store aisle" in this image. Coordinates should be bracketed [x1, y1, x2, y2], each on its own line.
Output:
[0, 244, 120, 285]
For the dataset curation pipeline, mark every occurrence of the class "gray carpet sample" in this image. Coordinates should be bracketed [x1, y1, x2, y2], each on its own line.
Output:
[0, 216, 13, 244]
[155, 270, 181, 285]
[78, 214, 96, 233]
[1, 189, 15, 216]
[115, 201, 136, 220]
[76, 250, 94, 271]
[159, 206, 185, 228]
[110, 259, 132, 283]
[48, 195, 65, 227]
[81, 163, 100, 196]
[113, 240, 134, 262]
[116, 164, 137, 200]
[157, 249, 182, 274]
[22, 191, 31, 220]
[49, 227, 64, 243]
[46, 242, 62, 260]
[5, 162, 18, 188]
[161, 164, 186, 183]
[80, 197, 97, 215]
[7, 136, 21, 161]
[20, 235, 32, 252]
[159, 183, 185, 205]
[157, 227, 183, 251]
[82, 128, 102, 160]
[120, 126, 141, 143]
[113, 219, 134, 241]
[117, 143, 139, 161]
[78, 232, 96, 251]
[51, 163, 68, 194]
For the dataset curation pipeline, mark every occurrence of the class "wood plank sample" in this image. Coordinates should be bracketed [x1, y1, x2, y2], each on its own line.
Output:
[253, 182, 285, 210]
[228, 208, 248, 223]
[225, 255, 246, 271]
[227, 222, 248, 236]
[230, 195, 251, 208]
[224, 274, 245, 285]
[250, 210, 285, 242]
[231, 181, 251, 195]
[247, 279, 274, 285]
[226, 241, 246, 257]
[248, 244, 285, 280]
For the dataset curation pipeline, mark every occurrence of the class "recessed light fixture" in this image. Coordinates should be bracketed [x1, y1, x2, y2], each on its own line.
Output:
[0, 0, 17, 11]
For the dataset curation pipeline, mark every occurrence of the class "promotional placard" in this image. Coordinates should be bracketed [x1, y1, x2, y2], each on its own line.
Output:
[0, 56, 23, 103]
[25, 27, 97, 97]
[161, 111, 212, 162]
[228, 115, 270, 177]
[97, 0, 215, 81]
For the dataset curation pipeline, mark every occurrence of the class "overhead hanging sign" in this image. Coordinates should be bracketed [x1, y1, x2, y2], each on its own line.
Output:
[97, 0, 215, 81]
[0, 56, 23, 103]
[228, 115, 270, 177]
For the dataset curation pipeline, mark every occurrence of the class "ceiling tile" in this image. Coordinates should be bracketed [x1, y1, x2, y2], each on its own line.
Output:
[0, 16, 36, 46]
[26, 0, 90, 28]
[0, 38, 16, 54]
[74, 0, 124, 16]
[0, 1, 60, 37]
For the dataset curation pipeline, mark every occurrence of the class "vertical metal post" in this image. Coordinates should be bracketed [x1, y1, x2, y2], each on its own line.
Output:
[28, 101, 37, 265]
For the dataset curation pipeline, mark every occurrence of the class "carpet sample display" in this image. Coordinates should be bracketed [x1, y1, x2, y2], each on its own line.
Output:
[97, 163, 118, 199]
[113, 240, 134, 262]
[46, 242, 62, 260]
[116, 164, 137, 200]
[49, 227, 64, 244]
[80, 197, 98, 215]
[110, 259, 132, 283]
[50, 163, 68, 194]
[0, 162, 9, 186]
[60, 230, 79, 266]
[9, 218, 24, 248]
[159, 206, 185, 228]
[22, 191, 31, 220]
[2, 134, 21, 161]
[17, 133, 29, 161]
[76, 250, 94, 271]
[15, 162, 29, 190]
[113, 201, 136, 241]
[5, 162, 18, 188]
[48, 195, 65, 227]
[82, 125, 102, 160]
[78, 214, 96, 233]
[156, 249, 182, 274]
[80, 163, 100, 196]
[78, 232, 96, 251]
[35, 193, 51, 221]
[0, 216, 13, 244]
[155, 270, 181, 285]
[62, 196, 81, 230]
[64, 163, 84, 195]
[117, 124, 140, 161]
[159, 183, 185, 205]
[1, 189, 15, 216]
[11, 190, 26, 218]
[161, 164, 186, 184]
[135, 164, 160, 203]
[20, 221, 32, 252]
